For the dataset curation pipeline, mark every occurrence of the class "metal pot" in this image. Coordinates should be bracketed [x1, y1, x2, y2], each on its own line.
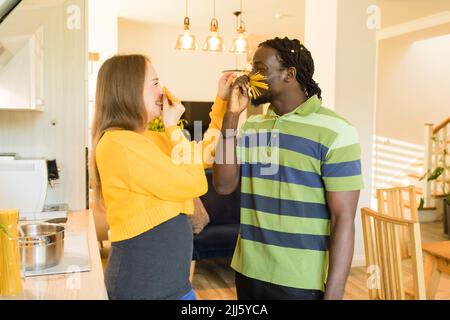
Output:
[18, 223, 65, 271]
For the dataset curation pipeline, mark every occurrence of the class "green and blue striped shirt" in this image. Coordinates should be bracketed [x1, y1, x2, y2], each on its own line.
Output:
[231, 95, 364, 291]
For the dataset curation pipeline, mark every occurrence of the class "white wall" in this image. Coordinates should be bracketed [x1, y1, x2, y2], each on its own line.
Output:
[87, 0, 119, 140]
[0, 0, 88, 210]
[377, 32, 450, 145]
[304, 0, 338, 110]
[334, 0, 378, 267]
[88, 0, 118, 62]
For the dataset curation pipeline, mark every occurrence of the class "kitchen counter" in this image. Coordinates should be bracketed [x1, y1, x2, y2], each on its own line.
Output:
[1, 210, 108, 300]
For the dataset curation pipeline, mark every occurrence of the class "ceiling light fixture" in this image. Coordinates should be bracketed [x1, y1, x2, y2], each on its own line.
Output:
[203, 0, 225, 52]
[175, 0, 198, 50]
[230, 1, 248, 54]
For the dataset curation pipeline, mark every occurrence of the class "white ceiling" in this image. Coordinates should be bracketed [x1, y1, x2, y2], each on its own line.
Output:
[117, 0, 306, 39]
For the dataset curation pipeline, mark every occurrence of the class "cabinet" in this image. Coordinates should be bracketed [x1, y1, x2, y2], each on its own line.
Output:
[0, 26, 44, 111]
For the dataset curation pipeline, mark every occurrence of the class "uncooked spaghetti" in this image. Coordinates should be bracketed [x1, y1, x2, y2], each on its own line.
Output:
[0, 209, 23, 296]
[248, 72, 269, 98]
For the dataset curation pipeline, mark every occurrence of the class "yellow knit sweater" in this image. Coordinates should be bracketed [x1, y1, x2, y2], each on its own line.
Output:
[96, 96, 227, 242]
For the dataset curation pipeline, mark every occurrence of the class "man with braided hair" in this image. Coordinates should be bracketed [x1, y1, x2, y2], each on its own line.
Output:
[213, 37, 364, 300]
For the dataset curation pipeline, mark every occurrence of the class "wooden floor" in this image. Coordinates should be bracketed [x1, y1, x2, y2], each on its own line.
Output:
[192, 221, 450, 300]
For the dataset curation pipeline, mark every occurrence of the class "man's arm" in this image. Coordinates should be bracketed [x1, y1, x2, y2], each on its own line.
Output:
[212, 113, 241, 195]
[213, 77, 250, 195]
[324, 190, 360, 300]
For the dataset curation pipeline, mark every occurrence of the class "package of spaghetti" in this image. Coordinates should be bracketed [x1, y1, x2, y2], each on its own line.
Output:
[0, 209, 23, 297]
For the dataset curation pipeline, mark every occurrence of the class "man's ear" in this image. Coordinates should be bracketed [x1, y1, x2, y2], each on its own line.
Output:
[284, 66, 297, 83]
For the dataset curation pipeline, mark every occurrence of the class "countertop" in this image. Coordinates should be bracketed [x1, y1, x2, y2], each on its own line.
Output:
[1, 210, 108, 300]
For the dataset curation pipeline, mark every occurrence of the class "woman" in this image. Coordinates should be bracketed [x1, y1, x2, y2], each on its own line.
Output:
[91, 54, 235, 300]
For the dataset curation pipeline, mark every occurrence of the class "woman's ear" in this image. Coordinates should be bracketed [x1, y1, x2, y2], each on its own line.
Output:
[284, 66, 297, 83]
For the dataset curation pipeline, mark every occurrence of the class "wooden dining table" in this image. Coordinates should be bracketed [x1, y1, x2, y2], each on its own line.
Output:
[422, 241, 450, 299]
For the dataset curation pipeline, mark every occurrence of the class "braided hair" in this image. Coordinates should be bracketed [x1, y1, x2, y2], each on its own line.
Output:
[259, 37, 322, 100]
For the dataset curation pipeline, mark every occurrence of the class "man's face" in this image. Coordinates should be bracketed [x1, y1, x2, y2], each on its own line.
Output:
[249, 46, 286, 105]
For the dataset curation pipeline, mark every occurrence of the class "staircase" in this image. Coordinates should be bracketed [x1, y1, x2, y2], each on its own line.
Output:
[373, 117, 450, 217]
[373, 136, 425, 196]
[423, 118, 450, 207]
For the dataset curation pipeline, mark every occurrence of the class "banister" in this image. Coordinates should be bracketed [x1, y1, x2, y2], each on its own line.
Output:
[433, 117, 450, 134]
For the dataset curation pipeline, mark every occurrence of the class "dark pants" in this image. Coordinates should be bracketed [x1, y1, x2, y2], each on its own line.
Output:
[235, 272, 324, 300]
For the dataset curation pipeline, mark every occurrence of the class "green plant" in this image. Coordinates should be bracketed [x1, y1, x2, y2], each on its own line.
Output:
[419, 167, 445, 182]
[148, 118, 188, 132]
[418, 165, 450, 210]
[417, 132, 450, 209]
[0, 223, 8, 236]
[418, 198, 425, 211]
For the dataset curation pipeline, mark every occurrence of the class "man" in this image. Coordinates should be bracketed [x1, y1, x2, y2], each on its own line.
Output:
[213, 37, 364, 300]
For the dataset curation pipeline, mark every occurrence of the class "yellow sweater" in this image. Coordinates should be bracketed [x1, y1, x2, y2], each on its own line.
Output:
[96, 96, 227, 242]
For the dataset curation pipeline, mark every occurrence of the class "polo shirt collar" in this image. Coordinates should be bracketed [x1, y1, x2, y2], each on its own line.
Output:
[266, 95, 321, 117]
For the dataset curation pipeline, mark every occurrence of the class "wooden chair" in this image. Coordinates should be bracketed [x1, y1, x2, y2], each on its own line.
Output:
[377, 186, 419, 259]
[361, 208, 426, 300]
[377, 186, 419, 221]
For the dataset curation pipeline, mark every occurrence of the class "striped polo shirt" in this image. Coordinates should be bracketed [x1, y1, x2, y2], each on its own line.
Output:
[231, 95, 364, 291]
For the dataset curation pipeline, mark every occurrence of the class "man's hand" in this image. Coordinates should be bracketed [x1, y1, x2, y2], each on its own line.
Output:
[218, 72, 238, 101]
[228, 75, 251, 115]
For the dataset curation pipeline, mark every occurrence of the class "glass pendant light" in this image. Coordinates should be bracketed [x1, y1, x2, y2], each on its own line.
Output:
[203, 0, 225, 52]
[230, 1, 249, 54]
[175, 0, 198, 50]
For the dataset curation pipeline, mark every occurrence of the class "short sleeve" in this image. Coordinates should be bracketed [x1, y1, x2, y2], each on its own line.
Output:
[322, 124, 365, 192]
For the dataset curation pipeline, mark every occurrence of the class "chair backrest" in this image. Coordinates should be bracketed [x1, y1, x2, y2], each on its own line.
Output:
[376, 186, 419, 221]
[377, 186, 419, 259]
[361, 208, 426, 300]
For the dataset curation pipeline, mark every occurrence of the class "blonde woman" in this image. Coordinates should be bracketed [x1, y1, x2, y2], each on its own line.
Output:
[91, 54, 235, 300]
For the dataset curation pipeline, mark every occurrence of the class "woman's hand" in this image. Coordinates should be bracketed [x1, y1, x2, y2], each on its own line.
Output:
[227, 75, 250, 115]
[218, 72, 238, 101]
[162, 92, 185, 128]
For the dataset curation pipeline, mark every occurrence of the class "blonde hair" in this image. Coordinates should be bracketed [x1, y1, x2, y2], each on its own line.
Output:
[90, 54, 150, 207]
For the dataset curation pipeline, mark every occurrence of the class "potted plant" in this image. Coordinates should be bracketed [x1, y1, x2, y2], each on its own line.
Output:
[418, 166, 450, 235]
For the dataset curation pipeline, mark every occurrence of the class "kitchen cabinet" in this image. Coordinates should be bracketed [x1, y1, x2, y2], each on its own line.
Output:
[0, 0, 88, 211]
[0, 26, 44, 111]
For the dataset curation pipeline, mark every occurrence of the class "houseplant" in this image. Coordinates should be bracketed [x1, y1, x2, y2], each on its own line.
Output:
[419, 165, 450, 235]
[148, 117, 188, 132]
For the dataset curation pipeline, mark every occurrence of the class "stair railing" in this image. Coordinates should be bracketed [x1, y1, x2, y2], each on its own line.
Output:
[423, 117, 450, 207]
